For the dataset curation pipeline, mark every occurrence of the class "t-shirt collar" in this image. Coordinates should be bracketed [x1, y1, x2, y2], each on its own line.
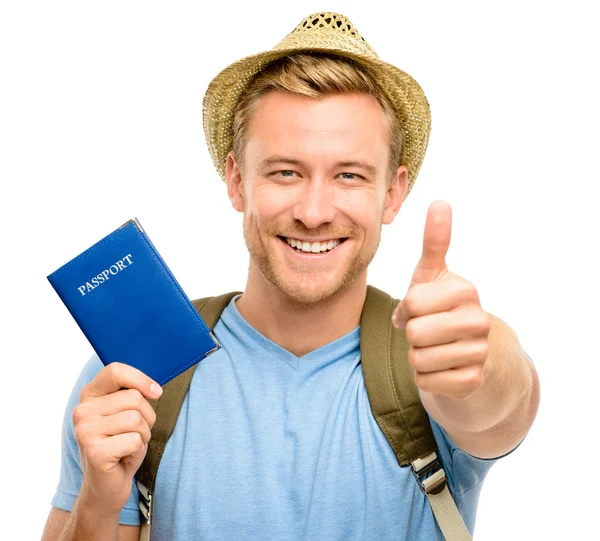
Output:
[220, 294, 360, 371]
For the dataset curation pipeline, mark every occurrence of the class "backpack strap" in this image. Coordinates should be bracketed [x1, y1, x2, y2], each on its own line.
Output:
[135, 291, 241, 541]
[360, 285, 438, 464]
[136, 287, 471, 541]
[361, 285, 472, 541]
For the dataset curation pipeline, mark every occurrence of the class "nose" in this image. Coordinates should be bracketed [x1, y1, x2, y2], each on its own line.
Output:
[292, 178, 336, 229]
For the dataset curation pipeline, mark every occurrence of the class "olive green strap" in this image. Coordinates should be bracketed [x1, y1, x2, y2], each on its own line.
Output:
[136, 291, 241, 540]
[362, 285, 471, 540]
[360, 285, 438, 465]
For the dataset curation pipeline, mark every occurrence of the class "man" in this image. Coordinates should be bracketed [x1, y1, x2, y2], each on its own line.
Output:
[42, 12, 540, 541]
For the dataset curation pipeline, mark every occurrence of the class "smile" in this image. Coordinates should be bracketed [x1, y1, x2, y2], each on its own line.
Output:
[281, 236, 345, 254]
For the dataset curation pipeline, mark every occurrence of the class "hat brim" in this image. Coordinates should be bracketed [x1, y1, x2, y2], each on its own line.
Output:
[202, 46, 431, 196]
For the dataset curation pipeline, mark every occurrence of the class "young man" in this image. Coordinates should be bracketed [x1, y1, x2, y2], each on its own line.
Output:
[42, 12, 540, 541]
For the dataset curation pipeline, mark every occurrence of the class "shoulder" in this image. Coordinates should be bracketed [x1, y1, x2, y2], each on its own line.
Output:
[65, 354, 105, 405]
[57, 354, 105, 431]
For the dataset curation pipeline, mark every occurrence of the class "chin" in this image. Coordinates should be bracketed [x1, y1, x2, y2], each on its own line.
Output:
[270, 268, 357, 305]
[278, 281, 336, 304]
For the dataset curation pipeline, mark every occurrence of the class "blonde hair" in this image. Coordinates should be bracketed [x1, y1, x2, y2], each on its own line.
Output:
[231, 52, 402, 184]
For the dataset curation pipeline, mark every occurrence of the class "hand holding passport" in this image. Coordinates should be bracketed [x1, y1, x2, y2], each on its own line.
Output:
[47, 217, 220, 386]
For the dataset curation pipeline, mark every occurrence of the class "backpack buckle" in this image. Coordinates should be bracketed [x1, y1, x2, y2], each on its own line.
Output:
[136, 480, 153, 525]
[411, 451, 448, 495]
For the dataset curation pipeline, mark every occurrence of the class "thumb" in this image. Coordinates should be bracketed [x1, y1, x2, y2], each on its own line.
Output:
[393, 201, 452, 329]
[408, 200, 452, 289]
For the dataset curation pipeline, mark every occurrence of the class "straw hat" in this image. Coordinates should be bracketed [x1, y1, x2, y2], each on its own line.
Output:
[202, 11, 431, 197]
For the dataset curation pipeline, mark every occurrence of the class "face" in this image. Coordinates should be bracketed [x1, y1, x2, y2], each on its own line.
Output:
[227, 90, 407, 304]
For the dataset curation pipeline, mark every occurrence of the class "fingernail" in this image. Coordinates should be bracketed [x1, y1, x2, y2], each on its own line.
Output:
[150, 382, 163, 397]
[392, 314, 405, 329]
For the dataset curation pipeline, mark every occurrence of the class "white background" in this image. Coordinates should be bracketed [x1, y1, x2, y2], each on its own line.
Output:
[1, 1, 598, 539]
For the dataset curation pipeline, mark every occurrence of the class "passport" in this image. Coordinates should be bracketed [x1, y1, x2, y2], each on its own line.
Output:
[47, 217, 220, 386]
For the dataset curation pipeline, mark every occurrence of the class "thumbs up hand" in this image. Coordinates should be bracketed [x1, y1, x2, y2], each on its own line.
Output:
[392, 201, 492, 400]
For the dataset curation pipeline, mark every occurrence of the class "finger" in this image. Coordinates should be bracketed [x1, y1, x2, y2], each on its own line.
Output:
[121, 441, 149, 467]
[408, 339, 488, 373]
[409, 201, 452, 288]
[85, 432, 147, 465]
[393, 277, 480, 329]
[404, 310, 491, 347]
[75, 388, 157, 429]
[415, 364, 484, 398]
[96, 410, 152, 444]
[76, 410, 153, 448]
[81, 362, 162, 401]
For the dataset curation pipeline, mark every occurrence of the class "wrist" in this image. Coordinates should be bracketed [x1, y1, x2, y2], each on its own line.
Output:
[59, 494, 121, 541]
[77, 483, 124, 523]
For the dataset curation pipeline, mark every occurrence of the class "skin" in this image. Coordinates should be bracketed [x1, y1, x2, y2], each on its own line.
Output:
[41, 88, 539, 539]
[41, 363, 159, 540]
[229, 91, 405, 357]
[391, 202, 540, 458]
[228, 89, 539, 458]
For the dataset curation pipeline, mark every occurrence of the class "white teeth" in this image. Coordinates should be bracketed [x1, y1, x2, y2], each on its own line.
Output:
[285, 237, 341, 253]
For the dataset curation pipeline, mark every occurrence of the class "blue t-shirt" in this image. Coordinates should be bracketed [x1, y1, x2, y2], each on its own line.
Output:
[52, 294, 505, 540]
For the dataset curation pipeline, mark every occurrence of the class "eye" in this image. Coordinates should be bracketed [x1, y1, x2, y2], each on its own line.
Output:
[270, 170, 297, 179]
[339, 172, 364, 181]
[271, 170, 365, 181]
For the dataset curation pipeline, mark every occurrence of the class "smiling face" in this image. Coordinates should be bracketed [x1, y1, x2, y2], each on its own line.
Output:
[226, 90, 407, 304]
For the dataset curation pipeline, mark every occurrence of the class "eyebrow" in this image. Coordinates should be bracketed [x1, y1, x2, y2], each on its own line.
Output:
[259, 155, 379, 177]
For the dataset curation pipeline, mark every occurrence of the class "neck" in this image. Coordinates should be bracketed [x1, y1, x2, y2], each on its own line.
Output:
[235, 264, 367, 357]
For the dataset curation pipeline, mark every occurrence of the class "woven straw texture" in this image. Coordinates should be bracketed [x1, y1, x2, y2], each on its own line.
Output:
[202, 12, 431, 197]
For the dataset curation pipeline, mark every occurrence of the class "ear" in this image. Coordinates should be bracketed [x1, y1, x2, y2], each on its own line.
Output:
[382, 165, 408, 225]
[226, 151, 244, 213]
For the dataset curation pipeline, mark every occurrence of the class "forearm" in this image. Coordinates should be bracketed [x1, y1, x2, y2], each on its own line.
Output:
[58, 495, 120, 541]
[421, 313, 540, 457]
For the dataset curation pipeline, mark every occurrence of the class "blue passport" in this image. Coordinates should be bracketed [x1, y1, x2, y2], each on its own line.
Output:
[47, 217, 220, 386]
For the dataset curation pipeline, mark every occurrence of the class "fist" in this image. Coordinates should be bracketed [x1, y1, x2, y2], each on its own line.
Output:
[72, 362, 162, 514]
[392, 201, 491, 400]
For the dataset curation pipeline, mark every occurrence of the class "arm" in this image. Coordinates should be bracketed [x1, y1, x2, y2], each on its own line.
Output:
[391, 201, 540, 460]
[42, 361, 161, 541]
[41, 507, 139, 541]
[419, 313, 540, 459]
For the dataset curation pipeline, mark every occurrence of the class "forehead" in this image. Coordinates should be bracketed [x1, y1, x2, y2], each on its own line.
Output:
[245, 91, 389, 168]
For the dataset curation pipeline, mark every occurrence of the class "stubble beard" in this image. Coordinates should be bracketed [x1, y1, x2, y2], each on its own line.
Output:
[242, 216, 383, 305]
